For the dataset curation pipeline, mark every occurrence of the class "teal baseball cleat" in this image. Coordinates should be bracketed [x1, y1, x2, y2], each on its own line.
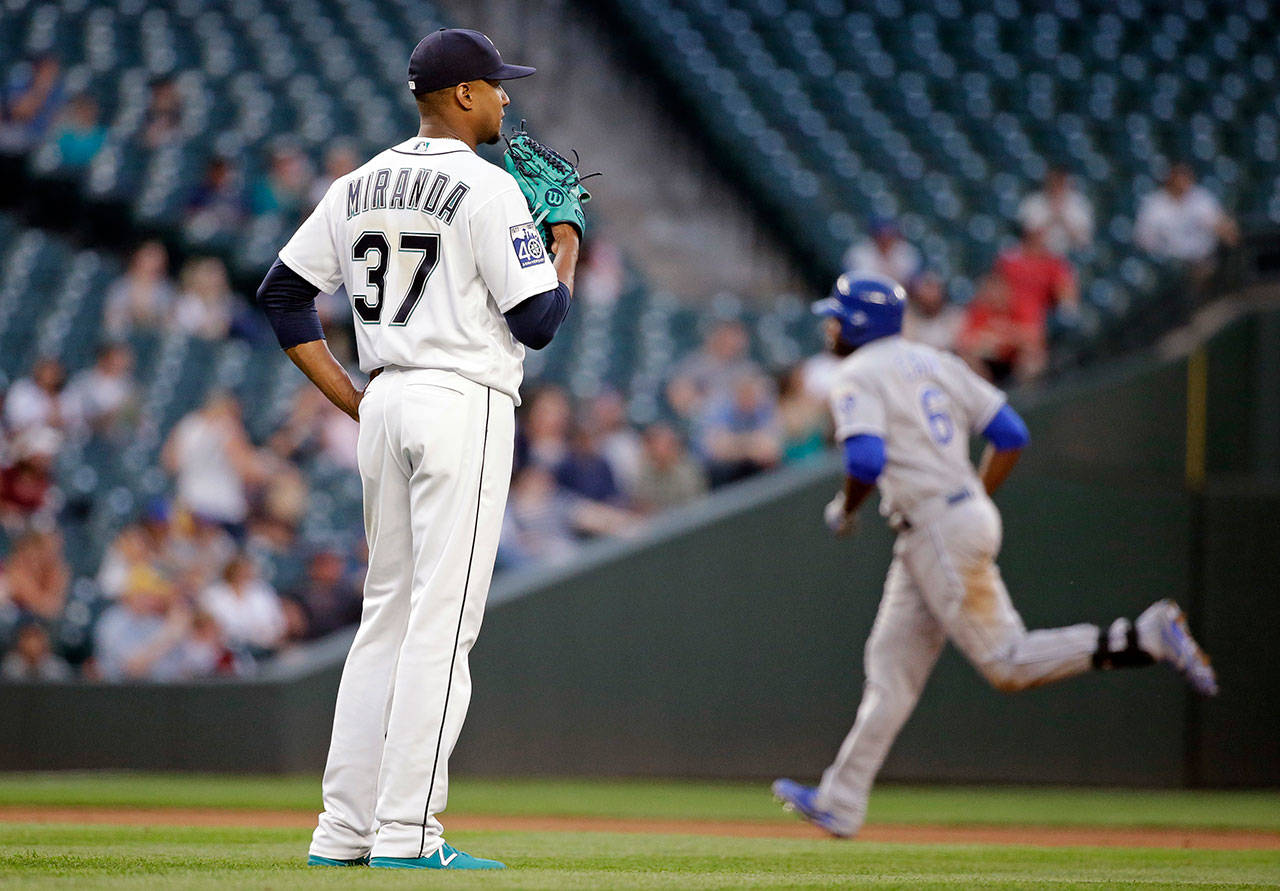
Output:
[306, 853, 370, 867]
[370, 842, 506, 870]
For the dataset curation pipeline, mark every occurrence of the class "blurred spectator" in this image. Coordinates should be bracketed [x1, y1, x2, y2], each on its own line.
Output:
[575, 236, 625, 307]
[142, 77, 183, 148]
[698, 374, 782, 487]
[556, 423, 623, 505]
[666, 319, 762, 424]
[166, 509, 236, 593]
[631, 423, 707, 514]
[1, 531, 70, 623]
[517, 386, 572, 470]
[500, 466, 581, 568]
[842, 216, 921, 283]
[52, 93, 107, 170]
[0, 428, 62, 530]
[902, 272, 964, 352]
[162, 392, 266, 536]
[96, 498, 173, 600]
[4, 357, 69, 434]
[1135, 162, 1239, 282]
[172, 257, 235, 340]
[0, 54, 64, 154]
[1, 619, 71, 681]
[996, 223, 1079, 334]
[309, 142, 360, 205]
[104, 241, 176, 338]
[64, 342, 137, 436]
[1018, 167, 1094, 255]
[587, 390, 642, 495]
[776, 365, 828, 464]
[1, 621, 72, 681]
[185, 157, 248, 238]
[500, 464, 639, 569]
[184, 610, 245, 677]
[247, 458, 309, 555]
[199, 554, 286, 654]
[93, 569, 206, 681]
[269, 385, 359, 472]
[284, 548, 362, 641]
[249, 141, 312, 221]
[958, 273, 1043, 384]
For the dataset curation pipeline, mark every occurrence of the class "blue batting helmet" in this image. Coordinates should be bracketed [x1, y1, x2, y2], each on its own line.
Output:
[811, 272, 907, 347]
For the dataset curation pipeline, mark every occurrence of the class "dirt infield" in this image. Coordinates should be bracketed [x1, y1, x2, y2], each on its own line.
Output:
[2, 805, 1278, 851]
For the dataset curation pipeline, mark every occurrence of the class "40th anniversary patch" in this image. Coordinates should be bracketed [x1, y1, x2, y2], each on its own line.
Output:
[509, 222, 548, 268]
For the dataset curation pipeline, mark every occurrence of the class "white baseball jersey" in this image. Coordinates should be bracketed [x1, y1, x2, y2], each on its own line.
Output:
[280, 136, 557, 402]
[813, 334, 1154, 836]
[827, 335, 1005, 516]
[298, 135, 554, 862]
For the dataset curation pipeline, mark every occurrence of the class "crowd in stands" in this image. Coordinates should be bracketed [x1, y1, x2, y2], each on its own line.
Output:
[0, 193, 838, 682]
[0, 51, 1245, 682]
[0, 251, 835, 679]
[500, 319, 831, 570]
[0, 53, 362, 256]
[854, 164, 1238, 386]
[0, 223, 370, 680]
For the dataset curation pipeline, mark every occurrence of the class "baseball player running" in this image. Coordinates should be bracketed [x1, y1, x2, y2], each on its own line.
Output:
[773, 273, 1217, 838]
[255, 30, 587, 869]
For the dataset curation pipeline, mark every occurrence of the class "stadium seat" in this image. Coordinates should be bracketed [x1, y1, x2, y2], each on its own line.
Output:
[593, 0, 1279, 327]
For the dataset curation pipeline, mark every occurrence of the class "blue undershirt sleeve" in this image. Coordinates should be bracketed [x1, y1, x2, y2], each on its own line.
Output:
[256, 258, 324, 349]
[982, 403, 1031, 451]
[843, 434, 886, 484]
[503, 281, 571, 350]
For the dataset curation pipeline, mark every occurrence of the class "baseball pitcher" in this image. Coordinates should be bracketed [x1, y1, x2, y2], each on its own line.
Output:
[773, 273, 1217, 838]
[255, 29, 590, 870]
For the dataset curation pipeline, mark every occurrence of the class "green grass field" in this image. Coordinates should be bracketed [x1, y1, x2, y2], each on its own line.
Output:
[0, 775, 1277, 889]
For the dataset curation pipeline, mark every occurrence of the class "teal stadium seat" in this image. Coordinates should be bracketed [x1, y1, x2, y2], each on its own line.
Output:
[595, 0, 1280, 335]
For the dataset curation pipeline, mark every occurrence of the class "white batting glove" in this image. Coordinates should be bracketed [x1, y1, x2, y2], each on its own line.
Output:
[823, 492, 857, 537]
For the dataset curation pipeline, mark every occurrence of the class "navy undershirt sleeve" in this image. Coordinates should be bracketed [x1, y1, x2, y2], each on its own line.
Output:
[256, 258, 325, 349]
[503, 282, 571, 350]
[843, 434, 886, 484]
[982, 404, 1031, 451]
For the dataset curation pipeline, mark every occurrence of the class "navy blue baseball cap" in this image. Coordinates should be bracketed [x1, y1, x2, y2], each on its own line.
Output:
[408, 29, 535, 96]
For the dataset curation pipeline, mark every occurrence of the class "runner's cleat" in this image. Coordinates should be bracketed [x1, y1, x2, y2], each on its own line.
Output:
[772, 778, 854, 838]
[1137, 599, 1219, 696]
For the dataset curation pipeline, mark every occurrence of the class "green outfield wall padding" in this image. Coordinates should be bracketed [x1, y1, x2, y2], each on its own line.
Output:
[2, 309, 1277, 785]
[1193, 488, 1280, 787]
[451, 470, 1190, 785]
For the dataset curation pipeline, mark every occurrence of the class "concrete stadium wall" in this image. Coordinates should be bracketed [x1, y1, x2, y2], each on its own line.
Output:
[2, 310, 1277, 785]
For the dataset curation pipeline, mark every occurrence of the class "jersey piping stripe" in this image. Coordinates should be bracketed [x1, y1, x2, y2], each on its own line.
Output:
[389, 148, 471, 157]
[418, 385, 491, 858]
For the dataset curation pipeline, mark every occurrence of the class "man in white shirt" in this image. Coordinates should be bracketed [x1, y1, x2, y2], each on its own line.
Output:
[842, 217, 922, 284]
[1018, 167, 1093, 255]
[1135, 163, 1238, 264]
[255, 29, 581, 871]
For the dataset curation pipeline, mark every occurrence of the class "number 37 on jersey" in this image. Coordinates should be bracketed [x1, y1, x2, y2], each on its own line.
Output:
[351, 231, 441, 326]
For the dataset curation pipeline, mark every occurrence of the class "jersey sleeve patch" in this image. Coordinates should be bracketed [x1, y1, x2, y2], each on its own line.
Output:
[509, 223, 548, 269]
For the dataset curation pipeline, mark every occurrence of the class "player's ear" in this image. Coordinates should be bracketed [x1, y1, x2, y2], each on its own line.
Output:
[455, 81, 474, 110]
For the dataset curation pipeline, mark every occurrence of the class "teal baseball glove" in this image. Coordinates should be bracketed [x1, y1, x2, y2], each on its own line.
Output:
[503, 121, 595, 247]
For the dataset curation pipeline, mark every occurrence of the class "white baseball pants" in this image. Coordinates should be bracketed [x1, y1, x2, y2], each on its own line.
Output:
[816, 493, 1100, 835]
[310, 367, 513, 861]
